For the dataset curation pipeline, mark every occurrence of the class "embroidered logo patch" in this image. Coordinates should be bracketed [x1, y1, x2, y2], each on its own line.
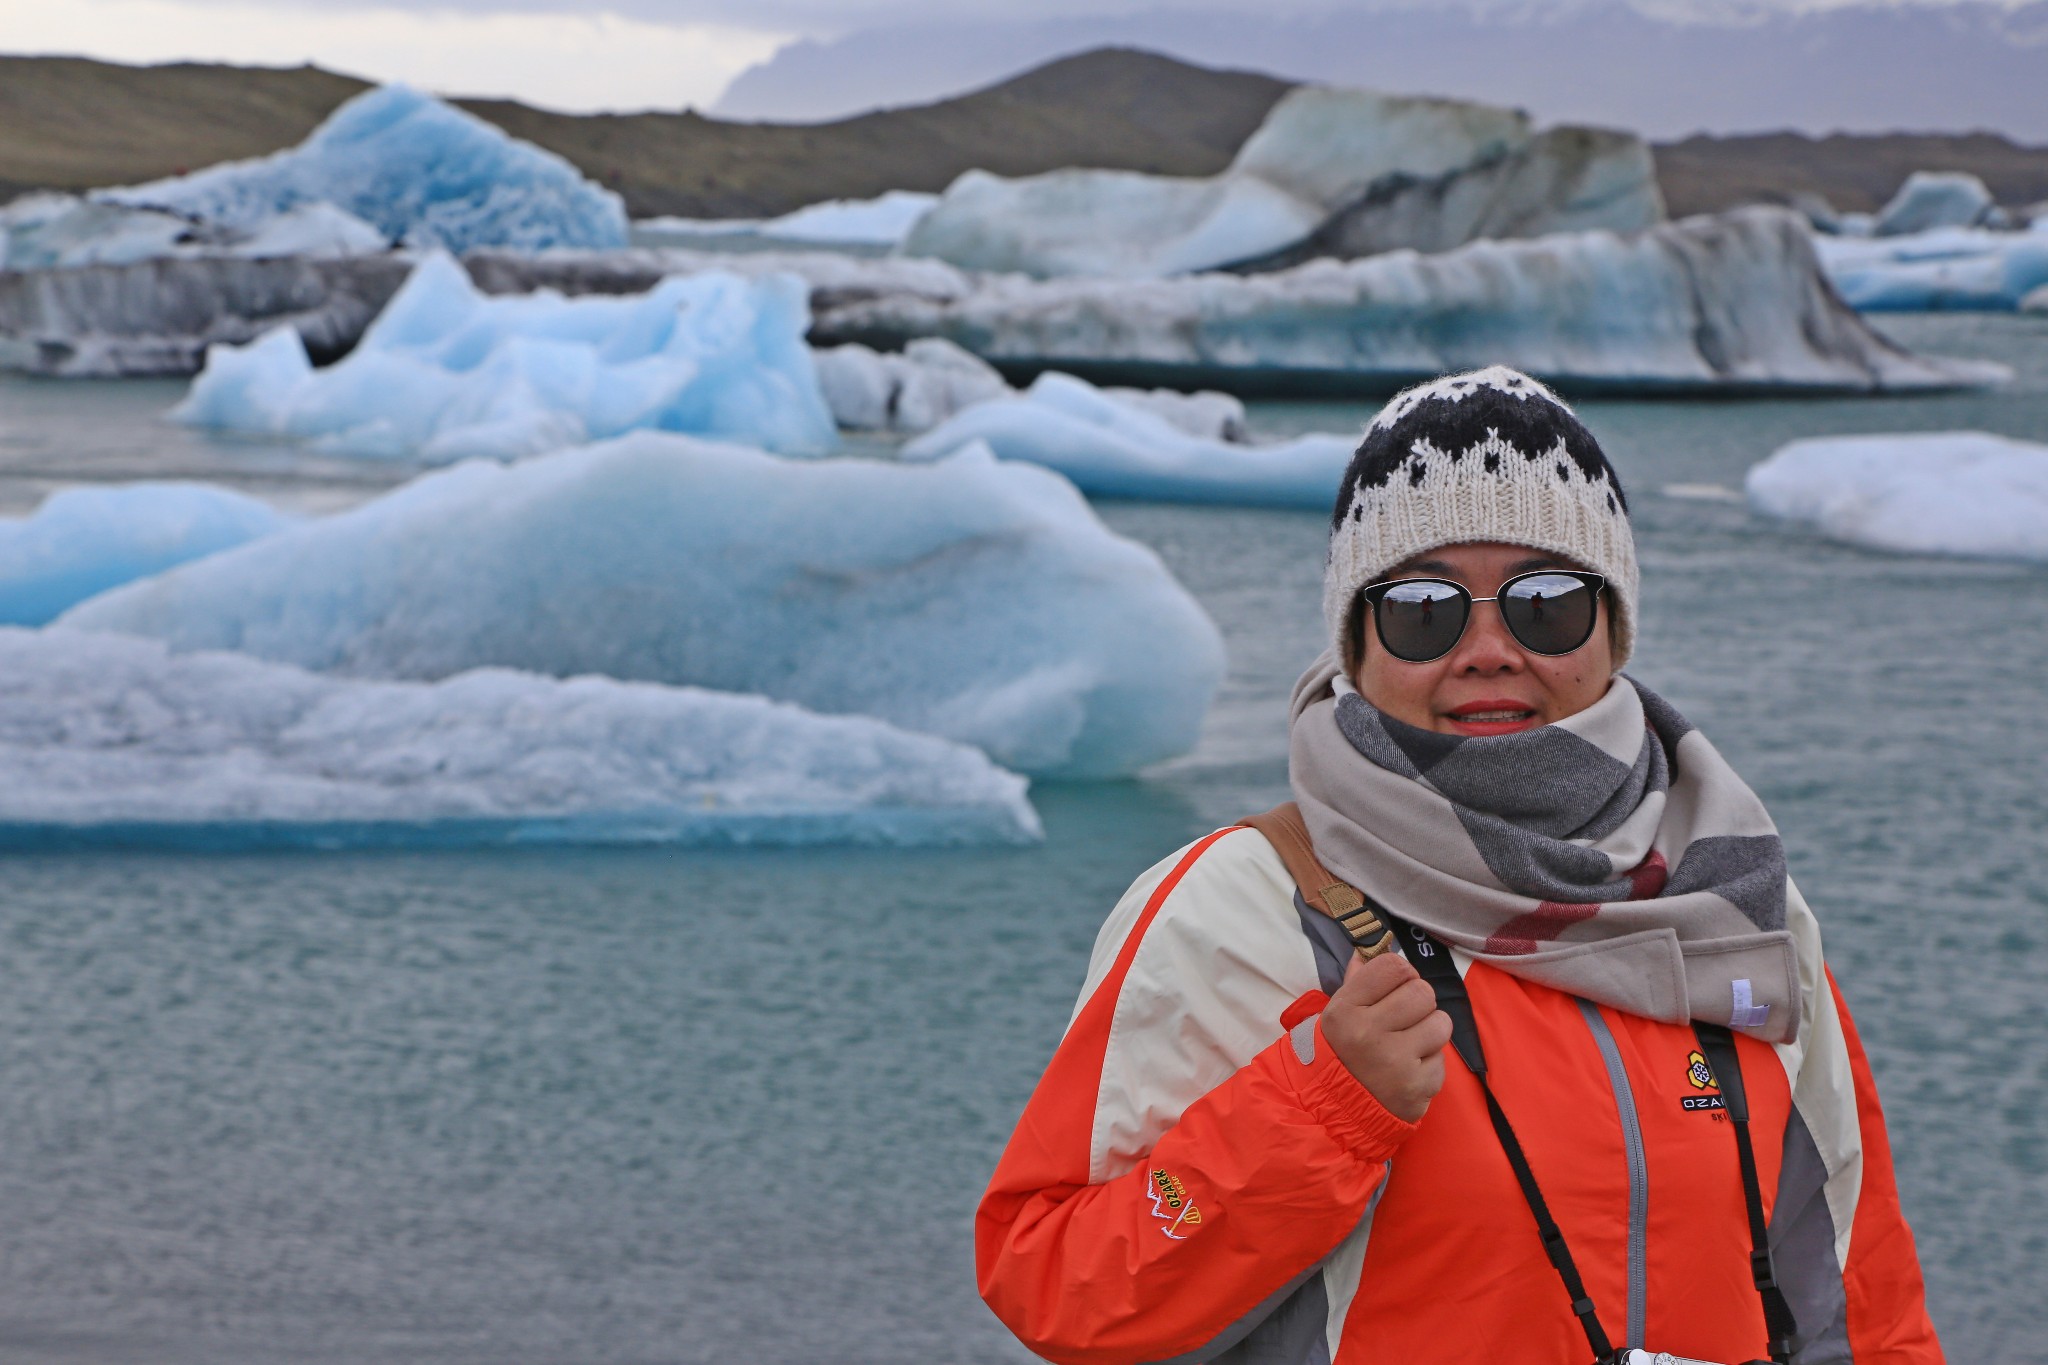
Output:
[1148, 1168, 1203, 1240]
[1680, 1049, 1726, 1113]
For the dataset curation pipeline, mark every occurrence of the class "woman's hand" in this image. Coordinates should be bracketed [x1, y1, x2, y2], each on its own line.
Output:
[1319, 951, 1453, 1123]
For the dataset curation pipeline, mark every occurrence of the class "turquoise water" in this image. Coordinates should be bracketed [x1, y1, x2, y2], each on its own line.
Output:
[0, 313, 2044, 1361]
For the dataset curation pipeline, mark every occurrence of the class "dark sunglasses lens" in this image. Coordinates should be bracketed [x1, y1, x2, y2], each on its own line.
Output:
[1500, 573, 1598, 655]
[1376, 580, 1469, 661]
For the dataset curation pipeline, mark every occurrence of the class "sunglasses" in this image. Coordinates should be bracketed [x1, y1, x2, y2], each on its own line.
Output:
[1357, 570, 1607, 663]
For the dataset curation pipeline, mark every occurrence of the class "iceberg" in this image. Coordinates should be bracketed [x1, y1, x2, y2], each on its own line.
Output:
[0, 483, 291, 625]
[633, 190, 939, 250]
[1815, 225, 2048, 311]
[902, 371, 1346, 508]
[1874, 172, 1997, 237]
[902, 86, 1662, 278]
[0, 628, 1038, 848]
[102, 84, 627, 255]
[812, 338, 1013, 433]
[172, 252, 836, 461]
[812, 337, 1247, 438]
[0, 193, 388, 273]
[835, 209, 2005, 394]
[60, 432, 1226, 779]
[1745, 431, 2048, 561]
[0, 252, 413, 378]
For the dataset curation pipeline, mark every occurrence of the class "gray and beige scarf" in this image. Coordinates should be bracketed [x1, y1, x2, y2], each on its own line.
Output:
[1289, 652, 1802, 1043]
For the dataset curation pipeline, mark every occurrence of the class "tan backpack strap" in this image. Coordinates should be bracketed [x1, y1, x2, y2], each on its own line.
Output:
[1238, 803, 1396, 961]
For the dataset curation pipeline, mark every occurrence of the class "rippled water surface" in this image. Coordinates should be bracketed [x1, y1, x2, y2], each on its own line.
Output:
[0, 313, 2043, 1362]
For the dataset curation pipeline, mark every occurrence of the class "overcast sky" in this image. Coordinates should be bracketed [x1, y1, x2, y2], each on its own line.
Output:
[1, 0, 2041, 124]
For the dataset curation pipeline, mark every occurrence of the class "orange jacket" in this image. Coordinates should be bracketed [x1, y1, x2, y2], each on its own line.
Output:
[978, 826, 1942, 1364]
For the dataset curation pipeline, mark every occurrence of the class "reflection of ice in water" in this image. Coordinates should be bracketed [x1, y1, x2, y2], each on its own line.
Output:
[1662, 483, 1744, 502]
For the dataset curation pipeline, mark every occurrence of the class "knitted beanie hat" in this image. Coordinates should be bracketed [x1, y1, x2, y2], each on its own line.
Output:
[1325, 366, 1639, 669]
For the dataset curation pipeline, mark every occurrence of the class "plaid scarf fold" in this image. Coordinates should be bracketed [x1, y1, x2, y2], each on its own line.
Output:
[1289, 651, 1802, 1042]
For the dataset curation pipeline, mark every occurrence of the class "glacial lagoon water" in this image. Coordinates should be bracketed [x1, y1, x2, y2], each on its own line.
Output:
[0, 312, 2043, 1362]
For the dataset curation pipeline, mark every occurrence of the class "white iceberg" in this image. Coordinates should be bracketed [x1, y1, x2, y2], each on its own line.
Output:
[633, 190, 939, 250]
[1874, 172, 1997, 237]
[902, 372, 1346, 508]
[902, 87, 1661, 278]
[1815, 225, 2048, 311]
[811, 337, 1247, 438]
[103, 84, 627, 255]
[840, 209, 2004, 393]
[172, 252, 835, 461]
[60, 432, 1226, 779]
[0, 628, 1038, 848]
[0, 482, 292, 625]
[1745, 431, 2048, 561]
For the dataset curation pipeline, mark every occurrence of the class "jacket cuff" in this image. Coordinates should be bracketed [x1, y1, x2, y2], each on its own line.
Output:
[1284, 1017, 1417, 1162]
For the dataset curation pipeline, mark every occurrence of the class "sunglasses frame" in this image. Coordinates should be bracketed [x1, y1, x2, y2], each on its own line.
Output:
[1358, 569, 1608, 663]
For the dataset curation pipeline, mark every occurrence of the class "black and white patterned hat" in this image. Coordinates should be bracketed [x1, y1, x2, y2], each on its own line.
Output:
[1326, 366, 1639, 667]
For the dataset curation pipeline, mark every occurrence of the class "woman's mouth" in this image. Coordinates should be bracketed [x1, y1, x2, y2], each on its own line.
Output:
[1445, 702, 1541, 735]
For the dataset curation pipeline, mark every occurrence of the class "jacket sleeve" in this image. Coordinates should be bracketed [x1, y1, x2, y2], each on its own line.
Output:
[1829, 972, 1943, 1361]
[975, 828, 1416, 1365]
[1771, 881, 1944, 1363]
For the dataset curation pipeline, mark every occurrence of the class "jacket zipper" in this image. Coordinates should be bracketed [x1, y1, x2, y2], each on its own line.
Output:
[1576, 999, 1649, 1350]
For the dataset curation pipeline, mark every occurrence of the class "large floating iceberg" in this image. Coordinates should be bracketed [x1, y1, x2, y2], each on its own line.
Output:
[902, 87, 1662, 278]
[103, 84, 627, 255]
[62, 432, 1226, 778]
[1745, 431, 2048, 561]
[173, 253, 835, 461]
[0, 628, 1038, 849]
[0, 483, 291, 625]
[837, 209, 2004, 393]
[903, 372, 1347, 508]
[1815, 225, 2048, 311]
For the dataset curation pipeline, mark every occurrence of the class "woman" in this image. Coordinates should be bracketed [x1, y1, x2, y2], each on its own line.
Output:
[976, 368, 1942, 1364]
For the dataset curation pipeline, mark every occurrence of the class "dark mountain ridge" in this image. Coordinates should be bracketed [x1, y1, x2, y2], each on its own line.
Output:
[3, 48, 2045, 225]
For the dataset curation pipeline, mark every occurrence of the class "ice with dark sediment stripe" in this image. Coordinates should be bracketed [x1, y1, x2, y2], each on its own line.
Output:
[830, 209, 2008, 394]
[0, 628, 1040, 849]
[60, 431, 1226, 779]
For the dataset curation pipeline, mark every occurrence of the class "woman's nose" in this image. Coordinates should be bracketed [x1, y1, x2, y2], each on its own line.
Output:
[1450, 600, 1523, 671]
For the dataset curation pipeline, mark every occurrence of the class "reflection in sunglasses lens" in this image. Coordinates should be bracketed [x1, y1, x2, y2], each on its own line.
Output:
[1379, 580, 1468, 661]
[1502, 574, 1596, 655]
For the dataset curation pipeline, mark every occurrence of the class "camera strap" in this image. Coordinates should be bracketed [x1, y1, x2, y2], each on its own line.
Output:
[1689, 1023, 1798, 1365]
[1240, 802, 1798, 1365]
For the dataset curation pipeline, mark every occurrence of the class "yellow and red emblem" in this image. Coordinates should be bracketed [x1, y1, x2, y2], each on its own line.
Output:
[1148, 1168, 1204, 1240]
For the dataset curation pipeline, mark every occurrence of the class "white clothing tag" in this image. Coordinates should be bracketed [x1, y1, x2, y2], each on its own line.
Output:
[1730, 978, 1771, 1029]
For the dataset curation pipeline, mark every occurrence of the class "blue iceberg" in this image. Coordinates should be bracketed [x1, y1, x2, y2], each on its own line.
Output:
[902, 372, 1352, 509]
[103, 84, 627, 255]
[1816, 226, 2048, 311]
[173, 253, 836, 461]
[60, 432, 1226, 779]
[0, 482, 292, 625]
[1, 628, 1039, 849]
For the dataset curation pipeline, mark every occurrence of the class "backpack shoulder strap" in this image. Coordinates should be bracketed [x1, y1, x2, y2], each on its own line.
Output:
[1237, 803, 1396, 961]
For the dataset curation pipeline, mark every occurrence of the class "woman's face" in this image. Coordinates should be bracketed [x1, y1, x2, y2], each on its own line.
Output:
[1349, 540, 1616, 736]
